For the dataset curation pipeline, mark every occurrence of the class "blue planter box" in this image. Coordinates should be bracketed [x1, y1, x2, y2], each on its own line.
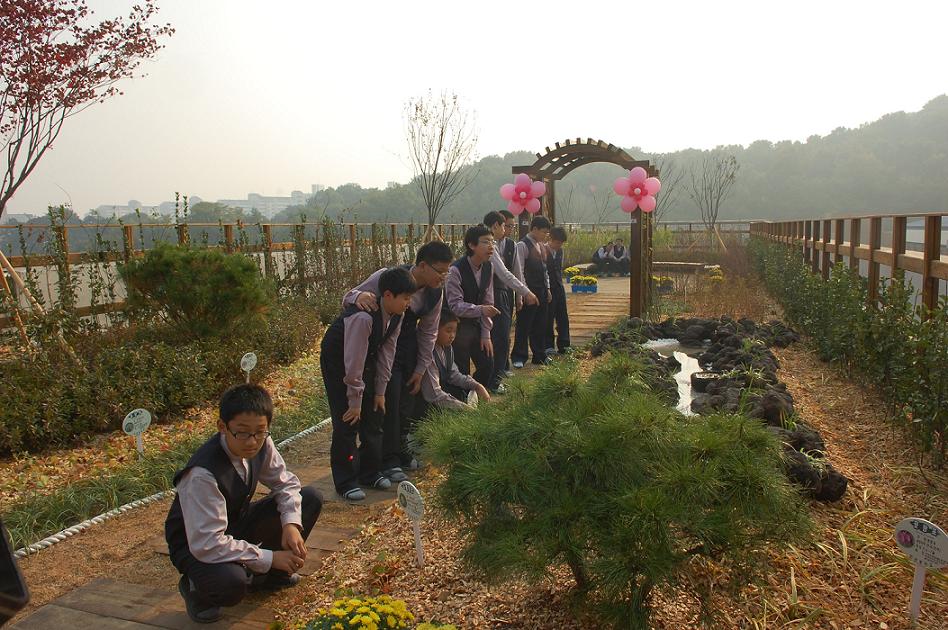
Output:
[571, 284, 598, 293]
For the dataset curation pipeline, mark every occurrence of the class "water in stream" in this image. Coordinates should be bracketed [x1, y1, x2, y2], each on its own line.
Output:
[643, 338, 704, 415]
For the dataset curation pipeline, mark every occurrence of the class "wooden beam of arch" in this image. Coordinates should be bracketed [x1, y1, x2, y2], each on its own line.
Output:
[512, 139, 657, 180]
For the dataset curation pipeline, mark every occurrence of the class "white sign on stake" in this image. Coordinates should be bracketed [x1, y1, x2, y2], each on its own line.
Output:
[240, 352, 257, 383]
[894, 517, 948, 623]
[397, 481, 425, 567]
[123, 408, 152, 458]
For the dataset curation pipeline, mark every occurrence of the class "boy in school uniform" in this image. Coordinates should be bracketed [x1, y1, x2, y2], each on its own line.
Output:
[446, 225, 500, 387]
[511, 215, 552, 368]
[419, 310, 492, 412]
[545, 226, 571, 355]
[165, 384, 323, 624]
[341, 242, 454, 479]
[320, 267, 415, 501]
[611, 238, 630, 275]
[483, 211, 538, 394]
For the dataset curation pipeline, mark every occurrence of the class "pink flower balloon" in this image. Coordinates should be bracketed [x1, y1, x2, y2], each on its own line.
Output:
[500, 174, 546, 215]
[614, 168, 661, 214]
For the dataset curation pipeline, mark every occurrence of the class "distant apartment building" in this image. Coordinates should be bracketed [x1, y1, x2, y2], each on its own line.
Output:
[217, 184, 325, 218]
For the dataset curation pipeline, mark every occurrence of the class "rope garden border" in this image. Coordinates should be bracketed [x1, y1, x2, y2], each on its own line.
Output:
[13, 417, 332, 559]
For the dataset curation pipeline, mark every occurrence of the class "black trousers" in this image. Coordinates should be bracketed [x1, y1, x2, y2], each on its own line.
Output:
[545, 284, 570, 352]
[321, 355, 385, 493]
[173, 485, 322, 608]
[512, 290, 549, 364]
[381, 366, 420, 470]
[488, 288, 513, 388]
[452, 319, 493, 387]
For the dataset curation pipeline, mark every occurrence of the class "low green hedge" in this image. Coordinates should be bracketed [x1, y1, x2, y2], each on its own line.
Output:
[749, 239, 948, 467]
[0, 296, 326, 455]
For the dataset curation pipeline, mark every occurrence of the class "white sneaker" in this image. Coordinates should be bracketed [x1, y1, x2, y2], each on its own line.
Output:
[512, 361, 525, 369]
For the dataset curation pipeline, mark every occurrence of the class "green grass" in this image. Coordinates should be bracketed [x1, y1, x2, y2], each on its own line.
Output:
[3, 353, 328, 551]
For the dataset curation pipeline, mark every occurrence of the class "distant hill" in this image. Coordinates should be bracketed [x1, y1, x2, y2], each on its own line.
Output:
[276, 95, 948, 223]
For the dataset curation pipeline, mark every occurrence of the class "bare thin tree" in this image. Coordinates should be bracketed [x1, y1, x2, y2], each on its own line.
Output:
[404, 91, 479, 239]
[650, 155, 687, 225]
[688, 153, 739, 233]
[589, 185, 614, 229]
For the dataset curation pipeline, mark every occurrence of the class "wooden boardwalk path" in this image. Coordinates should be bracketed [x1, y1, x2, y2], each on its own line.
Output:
[13, 279, 629, 629]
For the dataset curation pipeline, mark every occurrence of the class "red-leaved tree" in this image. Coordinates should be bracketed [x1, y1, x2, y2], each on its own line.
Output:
[0, 0, 173, 219]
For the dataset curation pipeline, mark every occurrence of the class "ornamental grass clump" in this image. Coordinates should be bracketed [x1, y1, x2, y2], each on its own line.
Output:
[418, 354, 810, 629]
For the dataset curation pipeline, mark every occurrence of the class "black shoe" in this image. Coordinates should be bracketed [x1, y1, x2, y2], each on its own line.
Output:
[178, 575, 222, 624]
[250, 570, 301, 592]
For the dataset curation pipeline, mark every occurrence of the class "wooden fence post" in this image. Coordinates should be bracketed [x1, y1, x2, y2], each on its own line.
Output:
[849, 218, 861, 272]
[811, 220, 821, 274]
[262, 224, 274, 278]
[177, 224, 190, 246]
[804, 220, 812, 263]
[834, 218, 844, 264]
[123, 225, 135, 262]
[867, 217, 881, 306]
[921, 215, 942, 315]
[390, 224, 398, 263]
[891, 215, 907, 290]
[821, 219, 832, 280]
[54, 225, 70, 275]
[349, 224, 357, 259]
[223, 223, 234, 253]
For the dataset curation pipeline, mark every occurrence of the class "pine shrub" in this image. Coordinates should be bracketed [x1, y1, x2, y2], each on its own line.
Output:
[120, 243, 272, 339]
[418, 354, 809, 629]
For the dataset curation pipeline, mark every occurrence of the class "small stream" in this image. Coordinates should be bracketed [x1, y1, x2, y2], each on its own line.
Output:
[643, 338, 704, 415]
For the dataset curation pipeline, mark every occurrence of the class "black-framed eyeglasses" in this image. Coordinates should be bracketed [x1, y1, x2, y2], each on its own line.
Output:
[227, 429, 271, 441]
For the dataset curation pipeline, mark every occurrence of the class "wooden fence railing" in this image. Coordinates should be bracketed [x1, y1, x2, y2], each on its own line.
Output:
[751, 213, 948, 311]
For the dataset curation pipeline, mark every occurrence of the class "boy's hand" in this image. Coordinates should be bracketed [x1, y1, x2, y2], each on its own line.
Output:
[547, 290, 553, 303]
[524, 291, 538, 306]
[355, 291, 378, 312]
[480, 338, 493, 357]
[342, 407, 361, 424]
[475, 383, 491, 402]
[481, 304, 500, 318]
[272, 549, 305, 574]
[373, 394, 386, 413]
[406, 371, 423, 395]
[281, 524, 307, 559]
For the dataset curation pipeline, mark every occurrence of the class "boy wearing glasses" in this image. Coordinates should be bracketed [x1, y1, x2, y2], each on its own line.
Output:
[165, 384, 323, 624]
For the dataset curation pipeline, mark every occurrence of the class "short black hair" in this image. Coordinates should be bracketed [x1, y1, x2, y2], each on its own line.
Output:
[483, 211, 504, 228]
[379, 266, 417, 296]
[550, 226, 568, 242]
[415, 241, 454, 266]
[530, 216, 551, 230]
[463, 225, 491, 256]
[499, 210, 514, 220]
[438, 309, 459, 326]
[220, 384, 274, 424]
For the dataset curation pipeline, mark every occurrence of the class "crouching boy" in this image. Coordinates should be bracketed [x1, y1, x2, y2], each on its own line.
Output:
[419, 310, 491, 412]
[165, 384, 323, 624]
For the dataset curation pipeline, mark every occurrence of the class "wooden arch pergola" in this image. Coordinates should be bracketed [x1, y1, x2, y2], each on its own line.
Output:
[512, 138, 659, 317]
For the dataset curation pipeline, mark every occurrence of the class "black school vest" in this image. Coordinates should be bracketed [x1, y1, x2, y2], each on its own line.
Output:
[432, 345, 455, 386]
[520, 236, 547, 291]
[320, 302, 401, 383]
[164, 434, 270, 564]
[452, 257, 492, 316]
[395, 265, 443, 371]
[546, 248, 564, 288]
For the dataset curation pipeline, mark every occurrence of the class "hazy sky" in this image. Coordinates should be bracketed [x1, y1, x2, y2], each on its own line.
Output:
[8, 0, 948, 215]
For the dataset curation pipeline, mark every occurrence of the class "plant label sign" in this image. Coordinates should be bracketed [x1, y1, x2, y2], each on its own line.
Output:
[240, 352, 257, 383]
[894, 517, 948, 622]
[397, 481, 425, 567]
[123, 408, 151, 457]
